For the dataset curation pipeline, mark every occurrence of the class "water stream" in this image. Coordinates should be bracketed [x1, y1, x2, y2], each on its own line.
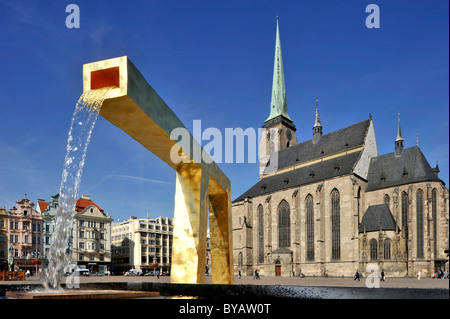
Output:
[43, 87, 117, 289]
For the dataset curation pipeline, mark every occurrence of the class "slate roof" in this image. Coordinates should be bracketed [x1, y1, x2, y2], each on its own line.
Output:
[233, 150, 362, 202]
[366, 146, 442, 192]
[264, 119, 371, 174]
[359, 203, 398, 233]
[234, 119, 371, 203]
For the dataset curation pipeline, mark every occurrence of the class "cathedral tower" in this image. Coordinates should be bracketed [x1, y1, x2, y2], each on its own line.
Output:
[259, 17, 297, 178]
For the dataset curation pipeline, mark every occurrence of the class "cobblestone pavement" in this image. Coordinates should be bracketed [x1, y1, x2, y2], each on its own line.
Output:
[2, 274, 449, 289]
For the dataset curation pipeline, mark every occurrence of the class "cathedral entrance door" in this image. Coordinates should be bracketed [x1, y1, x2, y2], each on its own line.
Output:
[275, 261, 281, 276]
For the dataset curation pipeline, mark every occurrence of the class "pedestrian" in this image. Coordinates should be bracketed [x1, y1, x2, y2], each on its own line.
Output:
[156, 270, 160, 279]
[381, 270, 385, 281]
[238, 270, 241, 279]
[354, 269, 360, 281]
[253, 269, 257, 280]
[417, 270, 421, 280]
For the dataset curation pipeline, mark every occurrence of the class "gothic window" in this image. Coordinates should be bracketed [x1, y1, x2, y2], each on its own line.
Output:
[416, 189, 424, 259]
[384, 239, 391, 260]
[401, 192, 409, 239]
[370, 239, 378, 260]
[238, 252, 243, 267]
[432, 188, 437, 257]
[305, 195, 314, 261]
[384, 194, 390, 207]
[278, 200, 290, 248]
[258, 205, 264, 264]
[331, 189, 340, 260]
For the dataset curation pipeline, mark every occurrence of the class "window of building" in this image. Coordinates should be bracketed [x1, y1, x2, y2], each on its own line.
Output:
[331, 189, 340, 260]
[416, 189, 424, 258]
[257, 205, 264, 264]
[401, 191, 409, 241]
[305, 194, 314, 261]
[238, 252, 243, 267]
[370, 239, 378, 260]
[384, 194, 390, 207]
[384, 239, 391, 260]
[432, 188, 437, 257]
[278, 200, 290, 248]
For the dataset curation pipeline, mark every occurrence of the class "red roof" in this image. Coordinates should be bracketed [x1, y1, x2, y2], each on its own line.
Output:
[38, 200, 49, 213]
[75, 197, 105, 215]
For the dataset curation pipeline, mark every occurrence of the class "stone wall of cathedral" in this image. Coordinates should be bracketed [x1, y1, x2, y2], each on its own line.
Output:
[233, 177, 449, 277]
[364, 181, 449, 277]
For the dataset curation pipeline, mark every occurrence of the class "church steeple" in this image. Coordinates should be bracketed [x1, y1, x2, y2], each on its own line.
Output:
[313, 97, 322, 144]
[395, 111, 404, 156]
[265, 16, 291, 122]
[259, 16, 297, 179]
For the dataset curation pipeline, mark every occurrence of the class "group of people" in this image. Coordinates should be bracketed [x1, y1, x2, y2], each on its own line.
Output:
[237, 270, 261, 279]
[353, 269, 386, 281]
[431, 269, 448, 279]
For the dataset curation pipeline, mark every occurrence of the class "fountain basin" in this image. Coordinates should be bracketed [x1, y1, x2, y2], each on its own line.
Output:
[6, 289, 159, 299]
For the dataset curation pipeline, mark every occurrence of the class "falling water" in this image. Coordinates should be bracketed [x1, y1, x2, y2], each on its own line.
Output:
[43, 87, 117, 289]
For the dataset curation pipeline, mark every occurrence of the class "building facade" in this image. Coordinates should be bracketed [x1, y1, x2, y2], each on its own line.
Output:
[6, 197, 43, 274]
[111, 216, 173, 275]
[72, 195, 112, 273]
[37, 194, 59, 264]
[232, 19, 449, 278]
[0, 206, 7, 270]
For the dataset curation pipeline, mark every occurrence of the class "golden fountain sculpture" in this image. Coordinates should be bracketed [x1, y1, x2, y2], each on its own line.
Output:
[83, 56, 233, 284]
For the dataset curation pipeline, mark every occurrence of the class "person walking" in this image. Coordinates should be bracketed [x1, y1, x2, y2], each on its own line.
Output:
[354, 269, 360, 281]
[381, 270, 385, 282]
[417, 270, 421, 280]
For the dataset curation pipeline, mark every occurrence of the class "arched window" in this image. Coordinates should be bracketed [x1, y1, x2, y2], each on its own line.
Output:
[432, 188, 437, 257]
[331, 189, 340, 260]
[416, 189, 424, 258]
[278, 200, 290, 248]
[384, 239, 391, 260]
[370, 239, 378, 260]
[238, 252, 243, 267]
[257, 205, 264, 264]
[305, 194, 314, 261]
[384, 194, 390, 207]
[401, 192, 409, 238]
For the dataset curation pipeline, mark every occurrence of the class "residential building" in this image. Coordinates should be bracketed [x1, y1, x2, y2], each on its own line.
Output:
[6, 197, 43, 274]
[0, 206, 7, 270]
[111, 216, 173, 275]
[37, 194, 59, 264]
[72, 195, 112, 274]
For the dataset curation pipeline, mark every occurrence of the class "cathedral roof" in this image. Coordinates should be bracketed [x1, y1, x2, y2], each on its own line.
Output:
[233, 150, 362, 203]
[264, 119, 371, 175]
[359, 204, 398, 233]
[366, 146, 442, 192]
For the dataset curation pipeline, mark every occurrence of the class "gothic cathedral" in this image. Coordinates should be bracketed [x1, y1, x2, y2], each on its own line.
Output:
[232, 18, 449, 278]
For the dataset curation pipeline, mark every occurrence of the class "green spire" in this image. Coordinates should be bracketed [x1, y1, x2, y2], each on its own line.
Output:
[266, 16, 292, 122]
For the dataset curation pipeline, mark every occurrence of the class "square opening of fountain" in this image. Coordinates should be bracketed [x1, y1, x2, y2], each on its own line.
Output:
[90, 66, 120, 90]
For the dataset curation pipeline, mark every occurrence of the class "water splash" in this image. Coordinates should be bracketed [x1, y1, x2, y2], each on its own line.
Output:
[43, 87, 118, 289]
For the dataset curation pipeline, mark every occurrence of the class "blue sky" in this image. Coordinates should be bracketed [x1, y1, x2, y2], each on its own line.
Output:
[0, 0, 448, 221]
